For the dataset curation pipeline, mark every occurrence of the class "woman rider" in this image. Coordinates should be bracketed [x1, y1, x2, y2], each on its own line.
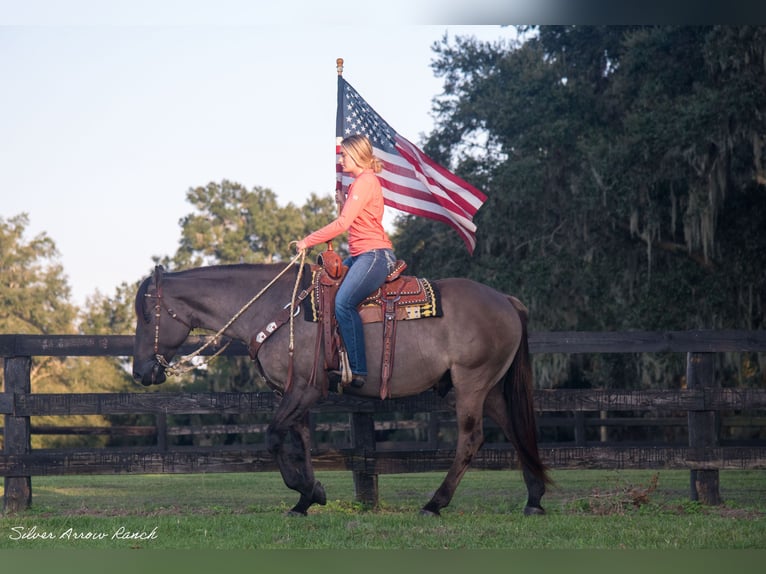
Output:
[296, 134, 396, 388]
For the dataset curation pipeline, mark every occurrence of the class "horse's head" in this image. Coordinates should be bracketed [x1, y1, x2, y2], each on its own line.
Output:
[132, 266, 191, 386]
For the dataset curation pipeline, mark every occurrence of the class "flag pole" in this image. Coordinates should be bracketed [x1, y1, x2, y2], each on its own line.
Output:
[335, 58, 345, 214]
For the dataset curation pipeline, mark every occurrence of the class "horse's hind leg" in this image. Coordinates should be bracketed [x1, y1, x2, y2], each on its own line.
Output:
[266, 385, 326, 516]
[421, 388, 486, 516]
[484, 384, 546, 515]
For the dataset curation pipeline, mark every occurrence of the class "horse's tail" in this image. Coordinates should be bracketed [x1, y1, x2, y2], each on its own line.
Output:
[504, 296, 552, 485]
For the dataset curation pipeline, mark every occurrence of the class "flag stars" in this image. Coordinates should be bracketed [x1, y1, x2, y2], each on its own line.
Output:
[341, 84, 396, 150]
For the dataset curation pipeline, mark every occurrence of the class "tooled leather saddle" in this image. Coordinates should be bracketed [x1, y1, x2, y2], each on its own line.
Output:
[248, 244, 441, 399]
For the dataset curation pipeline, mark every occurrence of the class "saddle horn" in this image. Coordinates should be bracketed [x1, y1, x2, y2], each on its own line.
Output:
[316, 242, 344, 280]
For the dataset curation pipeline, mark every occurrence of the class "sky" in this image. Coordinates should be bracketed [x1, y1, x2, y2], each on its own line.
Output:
[1, 1, 519, 307]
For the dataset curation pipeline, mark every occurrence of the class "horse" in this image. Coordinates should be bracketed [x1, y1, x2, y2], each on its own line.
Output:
[131, 260, 550, 516]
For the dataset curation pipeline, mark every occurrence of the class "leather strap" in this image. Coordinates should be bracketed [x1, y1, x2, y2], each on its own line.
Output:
[248, 288, 311, 360]
[379, 283, 405, 399]
[318, 268, 345, 373]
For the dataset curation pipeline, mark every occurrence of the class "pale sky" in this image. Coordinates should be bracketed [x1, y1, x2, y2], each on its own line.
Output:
[1, 1, 517, 307]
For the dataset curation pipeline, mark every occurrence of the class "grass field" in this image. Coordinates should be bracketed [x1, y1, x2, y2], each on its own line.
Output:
[1, 469, 764, 550]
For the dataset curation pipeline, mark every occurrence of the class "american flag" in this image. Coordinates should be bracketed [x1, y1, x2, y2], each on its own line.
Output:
[336, 76, 487, 254]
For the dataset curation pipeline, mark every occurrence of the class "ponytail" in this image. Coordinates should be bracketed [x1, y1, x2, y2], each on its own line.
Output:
[370, 156, 383, 174]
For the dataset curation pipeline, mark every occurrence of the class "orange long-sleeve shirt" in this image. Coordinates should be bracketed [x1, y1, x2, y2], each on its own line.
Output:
[302, 169, 392, 256]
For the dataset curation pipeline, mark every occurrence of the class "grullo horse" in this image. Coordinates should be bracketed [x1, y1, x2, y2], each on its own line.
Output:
[132, 262, 550, 516]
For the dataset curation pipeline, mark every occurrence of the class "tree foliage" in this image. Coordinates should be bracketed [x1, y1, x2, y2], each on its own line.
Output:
[1, 214, 135, 447]
[170, 180, 337, 268]
[393, 26, 766, 388]
[0, 214, 76, 334]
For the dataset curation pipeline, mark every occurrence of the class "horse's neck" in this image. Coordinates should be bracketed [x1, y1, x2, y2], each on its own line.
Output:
[170, 268, 286, 342]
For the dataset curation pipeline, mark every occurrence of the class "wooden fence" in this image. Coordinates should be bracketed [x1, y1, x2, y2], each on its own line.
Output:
[2, 331, 766, 513]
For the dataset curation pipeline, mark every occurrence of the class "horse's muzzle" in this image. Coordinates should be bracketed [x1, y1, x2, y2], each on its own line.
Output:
[133, 359, 167, 386]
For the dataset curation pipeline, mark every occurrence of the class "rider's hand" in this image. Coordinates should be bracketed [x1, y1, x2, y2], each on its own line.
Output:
[295, 239, 307, 252]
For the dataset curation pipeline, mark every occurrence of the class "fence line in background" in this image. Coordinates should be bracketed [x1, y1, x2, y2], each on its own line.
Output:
[2, 331, 765, 512]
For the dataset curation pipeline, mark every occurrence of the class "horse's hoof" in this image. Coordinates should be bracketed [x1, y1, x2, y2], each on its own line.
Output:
[313, 481, 327, 506]
[523, 505, 545, 516]
[285, 509, 307, 517]
[419, 508, 441, 517]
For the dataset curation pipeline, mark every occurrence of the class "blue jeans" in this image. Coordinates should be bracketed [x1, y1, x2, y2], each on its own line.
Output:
[336, 248, 396, 376]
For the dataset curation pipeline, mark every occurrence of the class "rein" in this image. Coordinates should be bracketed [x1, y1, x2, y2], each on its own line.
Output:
[150, 250, 307, 377]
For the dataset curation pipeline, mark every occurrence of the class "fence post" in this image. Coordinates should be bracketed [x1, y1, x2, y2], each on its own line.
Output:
[3, 356, 32, 513]
[156, 413, 168, 451]
[574, 412, 586, 446]
[686, 352, 722, 505]
[350, 411, 378, 508]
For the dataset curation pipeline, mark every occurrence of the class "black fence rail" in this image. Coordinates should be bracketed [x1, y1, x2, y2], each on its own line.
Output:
[2, 331, 766, 513]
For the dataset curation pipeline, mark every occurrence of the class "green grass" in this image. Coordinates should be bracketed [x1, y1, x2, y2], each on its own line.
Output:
[1, 470, 764, 550]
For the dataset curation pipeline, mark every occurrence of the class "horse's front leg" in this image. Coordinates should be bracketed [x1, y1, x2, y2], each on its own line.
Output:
[266, 382, 326, 516]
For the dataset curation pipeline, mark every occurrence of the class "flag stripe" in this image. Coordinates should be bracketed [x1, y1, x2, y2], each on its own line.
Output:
[381, 146, 477, 221]
[394, 136, 486, 215]
[378, 178, 478, 234]
[373, 146, 476, 222]
[342, 168, 479, 239]
[340, 159, 477, 229]
[381, 192, 477, 251]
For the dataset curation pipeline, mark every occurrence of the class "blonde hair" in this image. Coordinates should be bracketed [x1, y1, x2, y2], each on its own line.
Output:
[341, 134, 383, 173]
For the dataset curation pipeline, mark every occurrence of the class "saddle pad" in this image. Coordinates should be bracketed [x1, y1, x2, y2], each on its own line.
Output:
[305, 271, 442, 324]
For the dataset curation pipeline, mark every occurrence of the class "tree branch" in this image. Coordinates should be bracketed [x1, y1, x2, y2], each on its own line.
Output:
[617, 222, 716, 271]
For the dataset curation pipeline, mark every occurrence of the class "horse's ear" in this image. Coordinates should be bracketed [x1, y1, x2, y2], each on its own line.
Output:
[153, 265, 164, 287]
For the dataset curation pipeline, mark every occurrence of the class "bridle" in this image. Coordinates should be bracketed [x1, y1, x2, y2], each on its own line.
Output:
[147, 265, 165, 356]
[144, 251, 306, 378]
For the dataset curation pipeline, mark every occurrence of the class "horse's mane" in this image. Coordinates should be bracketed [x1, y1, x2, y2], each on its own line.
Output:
[137, 262, 312, 306]
[167, 262, 284, 278]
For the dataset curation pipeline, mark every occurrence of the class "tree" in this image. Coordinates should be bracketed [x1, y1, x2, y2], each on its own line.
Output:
[1, 213, 77, 393]
[393, 26, 766, 389]
[80, 281, 140, 335]
[171, 180, 337, 268]
[0, 213, 76, 335]
[1, 214, 135, 447]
